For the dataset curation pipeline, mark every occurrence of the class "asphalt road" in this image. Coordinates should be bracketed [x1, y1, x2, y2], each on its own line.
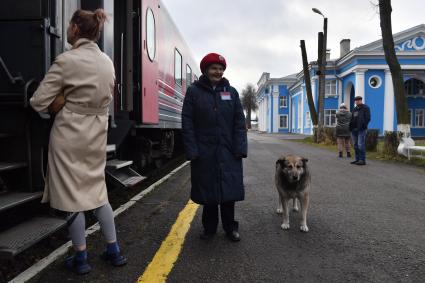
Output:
[169, 132, 425, 282]
[32, 131, 425, 282]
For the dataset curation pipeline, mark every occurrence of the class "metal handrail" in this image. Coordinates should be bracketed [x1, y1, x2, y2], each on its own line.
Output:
[23, 78, 37, 108]
[0, 56, 24, 85]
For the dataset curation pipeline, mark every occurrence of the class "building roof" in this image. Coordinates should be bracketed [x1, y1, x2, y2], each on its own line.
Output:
[356, 24, 425, 52]
[255, 73, 298, 99]
[256, 24, 425, 98]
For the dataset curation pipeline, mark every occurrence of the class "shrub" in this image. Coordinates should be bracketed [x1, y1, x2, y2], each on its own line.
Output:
[366, 129, 379, 151]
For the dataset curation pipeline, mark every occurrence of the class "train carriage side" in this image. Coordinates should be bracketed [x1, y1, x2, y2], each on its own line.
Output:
[153, 1, 200, 130]
[116, 0, 200, 169]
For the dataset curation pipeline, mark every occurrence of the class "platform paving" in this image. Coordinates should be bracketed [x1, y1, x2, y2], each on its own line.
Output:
[31, 132, 425, 282]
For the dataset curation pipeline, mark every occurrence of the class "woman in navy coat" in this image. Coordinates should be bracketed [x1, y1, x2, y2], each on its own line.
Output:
[182, 53, 247, 242]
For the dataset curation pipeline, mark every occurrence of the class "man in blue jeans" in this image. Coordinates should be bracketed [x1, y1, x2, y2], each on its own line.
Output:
[349, 96, 371, 165]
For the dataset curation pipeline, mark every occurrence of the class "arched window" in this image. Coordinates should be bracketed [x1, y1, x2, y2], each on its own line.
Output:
[146, 8, 156, 61]
[404, 78, 425, 96]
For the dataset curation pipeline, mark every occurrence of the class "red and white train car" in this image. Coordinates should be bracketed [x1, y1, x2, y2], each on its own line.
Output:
[108, 0, 200, 169]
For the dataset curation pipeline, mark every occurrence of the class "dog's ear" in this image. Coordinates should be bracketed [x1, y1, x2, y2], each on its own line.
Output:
[276, 157, 285, 167]
[302, 158, 308, 167]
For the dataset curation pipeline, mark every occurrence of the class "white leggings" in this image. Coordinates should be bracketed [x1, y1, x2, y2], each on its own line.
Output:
[66, 203, 117, 247]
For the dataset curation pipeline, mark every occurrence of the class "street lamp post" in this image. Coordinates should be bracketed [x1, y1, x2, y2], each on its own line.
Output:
[312, 8, 327, 141]
[312, 8, 327, 64]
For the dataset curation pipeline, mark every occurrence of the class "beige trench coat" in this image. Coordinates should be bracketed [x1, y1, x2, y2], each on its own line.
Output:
[30, 38, 115, 212]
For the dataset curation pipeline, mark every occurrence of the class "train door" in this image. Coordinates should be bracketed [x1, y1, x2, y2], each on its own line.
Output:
[0, 0, 80, 191]
[140, 0, 159, 124]
[114, 0, 130, 116]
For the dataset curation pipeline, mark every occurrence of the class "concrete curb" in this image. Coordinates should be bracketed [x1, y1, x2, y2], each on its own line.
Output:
[9, 161, 190, 283]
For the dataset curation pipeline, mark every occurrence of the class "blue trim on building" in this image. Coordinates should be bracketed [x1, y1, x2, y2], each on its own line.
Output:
[257, 25, 425, 137]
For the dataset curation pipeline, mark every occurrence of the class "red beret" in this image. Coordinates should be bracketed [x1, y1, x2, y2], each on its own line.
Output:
[200, 53, 227, 73]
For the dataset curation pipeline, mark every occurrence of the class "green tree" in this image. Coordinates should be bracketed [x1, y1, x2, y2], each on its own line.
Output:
[241, 84, 258, 129]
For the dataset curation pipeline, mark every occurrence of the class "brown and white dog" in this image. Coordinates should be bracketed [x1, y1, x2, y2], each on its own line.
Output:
[275, 155, 311, 232]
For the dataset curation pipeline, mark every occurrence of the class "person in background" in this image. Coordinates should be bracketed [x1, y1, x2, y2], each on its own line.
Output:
[182, 53, 247, 242]
[30, 9, 126, 274]
[336, 103, 352, 158]
[349, 96, 371, 166]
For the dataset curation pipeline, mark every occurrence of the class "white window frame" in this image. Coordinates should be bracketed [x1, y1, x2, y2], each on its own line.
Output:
[273, 84, 279, 93]
[324, 109, 337, 127]
[306, 111, 311, 128]
[368, 75, 382, 89]
[415, 109, 425, 128]
[325, 79, 337, 97]
[279, 96, 287, 108]
[279, 114, 288, 129]
[174, 48, 183, 86]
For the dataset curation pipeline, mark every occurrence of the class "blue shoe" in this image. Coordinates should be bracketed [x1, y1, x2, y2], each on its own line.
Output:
[101, 251, 127, 267]
[65, 255, 92, 275]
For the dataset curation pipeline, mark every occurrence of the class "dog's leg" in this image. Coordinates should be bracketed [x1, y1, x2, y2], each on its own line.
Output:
[281, 198, 290, 230]
[299, 194, 309, 232]
[276, 196, 283, 214]
[292, 198, 299, 212]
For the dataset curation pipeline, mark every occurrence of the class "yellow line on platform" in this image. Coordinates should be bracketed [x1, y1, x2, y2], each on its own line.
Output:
[137, 200, 199, 283]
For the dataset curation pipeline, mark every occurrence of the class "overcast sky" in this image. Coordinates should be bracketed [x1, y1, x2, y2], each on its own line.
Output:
[162, 0, 424, 92]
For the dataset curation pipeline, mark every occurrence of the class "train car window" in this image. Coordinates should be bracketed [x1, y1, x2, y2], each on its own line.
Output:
[174, 49, 182, 86]
[146, 8, 156, 61]
[186, 64, 192, 89]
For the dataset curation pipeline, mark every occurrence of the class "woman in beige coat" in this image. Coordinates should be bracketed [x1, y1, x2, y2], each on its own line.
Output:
[30, 9, 126, 274]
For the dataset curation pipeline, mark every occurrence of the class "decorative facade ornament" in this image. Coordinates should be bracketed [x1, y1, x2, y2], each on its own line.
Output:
[395, 36, 425, 51]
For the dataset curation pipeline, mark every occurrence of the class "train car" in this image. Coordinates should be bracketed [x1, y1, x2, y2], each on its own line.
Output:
[0, 0, 199, 259]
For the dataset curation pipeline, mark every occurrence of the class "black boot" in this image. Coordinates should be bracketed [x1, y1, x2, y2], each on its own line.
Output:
[200, 230, 215, 240]
[347, 152, 351, 158]
[338, 152, 343, 158]
[226, 231, 241, 242]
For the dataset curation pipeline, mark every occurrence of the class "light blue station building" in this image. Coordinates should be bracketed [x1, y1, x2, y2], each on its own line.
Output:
[256, 24, 425, 137]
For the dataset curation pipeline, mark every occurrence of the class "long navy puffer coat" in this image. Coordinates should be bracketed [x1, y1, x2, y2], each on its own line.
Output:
[182, 75, 247, 205]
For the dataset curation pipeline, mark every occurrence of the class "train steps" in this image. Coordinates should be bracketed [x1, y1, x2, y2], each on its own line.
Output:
[0, 188, 66, 260]
[0, 141, 144, 259]
[0, 191, 42, 212]
[106, 145, 146, 188]
[0, 129, 67, 260]
[0, 216, 66, 259]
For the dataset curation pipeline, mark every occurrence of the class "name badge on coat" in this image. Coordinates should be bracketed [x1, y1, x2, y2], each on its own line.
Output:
[220, 92, 231, 100]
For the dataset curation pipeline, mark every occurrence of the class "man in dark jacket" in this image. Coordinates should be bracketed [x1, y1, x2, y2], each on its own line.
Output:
[182, 53, 247, 242]
[349, 96, 371, 165]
